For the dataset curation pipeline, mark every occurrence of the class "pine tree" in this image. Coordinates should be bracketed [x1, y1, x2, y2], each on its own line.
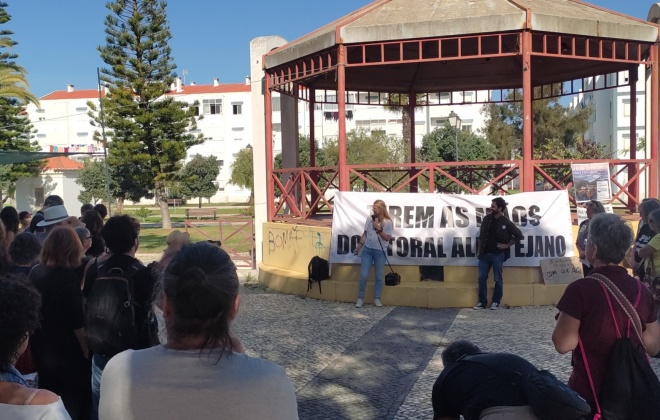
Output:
[94, 0, 202, 228]
[0, 3, 41, 204]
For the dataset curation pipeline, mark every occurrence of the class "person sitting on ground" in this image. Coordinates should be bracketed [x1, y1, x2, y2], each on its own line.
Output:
[80, 211, 105, 258]
[99, 242, 299, 420]
[28, 227, 90, 420]
[0, 206, 20, 249]
[575, 200, 605, 276]
[8, 232, 41, 277]
[93, 204, 107, 221]
[27, 195, 64, 234]
[82, 214, 156, 420]
[552, 213, 660, 412]
[18, 211, 31, 233]
[79, 204, 93, 218]
[432, 340, 541, 420]
[0, 276, 71, 420]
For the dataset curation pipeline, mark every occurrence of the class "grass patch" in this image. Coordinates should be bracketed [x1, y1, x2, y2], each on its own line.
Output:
[138, 225, 253, 253]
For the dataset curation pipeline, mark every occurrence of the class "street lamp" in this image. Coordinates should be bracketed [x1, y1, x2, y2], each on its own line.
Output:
[447, 110, 461, 162]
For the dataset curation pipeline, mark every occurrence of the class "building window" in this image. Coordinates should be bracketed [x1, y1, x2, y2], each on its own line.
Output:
[439, 93, 450, 104]
[218, 187, 225, 192]
[202, 99, 222, 115]
[234, 138, 242, 141]
[34, 187, 44, 205]
[35, 109, 45, 113]
[272, 97, 281, 112]
[77, 132, 88, 137]
[76, 106, 88, 112]
[36, 134, 46, 138]
[218, 160, 224, 167]
[232, 127, 244, 131]
[462, 125, 473, 133]
[232, 103, 242, 115]
[622, 98, 638, 118]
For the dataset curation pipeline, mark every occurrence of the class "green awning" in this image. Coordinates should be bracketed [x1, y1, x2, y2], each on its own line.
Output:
[0, 151, 91, 165]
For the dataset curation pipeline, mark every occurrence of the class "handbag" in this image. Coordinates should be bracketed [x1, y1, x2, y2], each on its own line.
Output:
[375, 227, 400, 286]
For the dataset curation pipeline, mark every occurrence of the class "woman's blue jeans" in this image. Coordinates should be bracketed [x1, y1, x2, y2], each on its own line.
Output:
[477, 252, 505, 305]
[358, 246, 385, 300]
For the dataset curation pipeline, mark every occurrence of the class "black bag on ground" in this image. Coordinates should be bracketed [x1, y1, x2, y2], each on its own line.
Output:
[85, 263, 142, 357]
[385, 271, 400, 286]
[520, 369, 591, 420]
[598, 336, 660, 420]
[308, 256, 329, 293]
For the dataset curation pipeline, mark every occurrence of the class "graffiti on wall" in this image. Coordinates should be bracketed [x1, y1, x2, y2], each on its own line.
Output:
[268, 225, 304, 254]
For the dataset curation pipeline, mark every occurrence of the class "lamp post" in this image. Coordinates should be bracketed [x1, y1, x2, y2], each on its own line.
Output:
[447, 110, 461, 161]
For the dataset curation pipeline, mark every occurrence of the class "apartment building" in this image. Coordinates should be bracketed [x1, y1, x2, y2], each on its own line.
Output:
[22, 80, 487, 206]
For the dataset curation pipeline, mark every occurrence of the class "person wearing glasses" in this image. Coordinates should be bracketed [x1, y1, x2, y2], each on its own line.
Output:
[575, 200, 605, 276]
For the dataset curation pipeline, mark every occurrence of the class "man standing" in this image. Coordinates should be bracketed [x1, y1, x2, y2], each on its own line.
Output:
[474, 197, 523, 310]
[27, 195, 64, 233]
[432, 340, 541, 420]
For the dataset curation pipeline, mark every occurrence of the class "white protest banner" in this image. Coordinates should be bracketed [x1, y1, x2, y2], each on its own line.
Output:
[571, 162, 611, 203]
[330, 191, 574, 267]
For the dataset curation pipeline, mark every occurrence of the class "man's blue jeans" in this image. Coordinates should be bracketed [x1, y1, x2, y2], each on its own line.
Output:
[91, 354, 110, 420]
[477, 252, 505, 305]
[358, 246, 385, 300]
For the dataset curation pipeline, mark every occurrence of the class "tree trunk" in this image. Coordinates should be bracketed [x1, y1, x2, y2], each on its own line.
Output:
[156, 182, 172, 229]
[117, 197, 125, 214]
[198, 197, 202, 208]
[402, 107, 411, 147]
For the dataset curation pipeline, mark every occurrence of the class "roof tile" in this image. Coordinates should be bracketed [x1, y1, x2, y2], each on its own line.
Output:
[43, 157, 84, 171]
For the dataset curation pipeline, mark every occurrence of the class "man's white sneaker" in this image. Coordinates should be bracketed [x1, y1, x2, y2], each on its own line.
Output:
[490, 302, 499, 310]
[473, 302, 486, 310]
[374, 299, 383, 307]
[355, 298, 364, 308]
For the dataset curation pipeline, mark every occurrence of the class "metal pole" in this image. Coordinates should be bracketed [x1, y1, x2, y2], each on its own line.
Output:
[96, 68, 112, 215]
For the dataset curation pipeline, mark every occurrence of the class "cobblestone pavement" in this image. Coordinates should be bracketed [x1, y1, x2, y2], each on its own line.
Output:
[233, 283, 660, 420]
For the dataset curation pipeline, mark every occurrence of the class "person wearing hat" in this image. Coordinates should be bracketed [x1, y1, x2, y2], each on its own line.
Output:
[18, 211, 31, 233]
[27, 195, 64, 234]
[35, 205, 84, 244]
[473, 197, 523, 311]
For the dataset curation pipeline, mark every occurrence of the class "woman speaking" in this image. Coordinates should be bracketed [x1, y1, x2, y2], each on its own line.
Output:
[354, 199, 394, 308]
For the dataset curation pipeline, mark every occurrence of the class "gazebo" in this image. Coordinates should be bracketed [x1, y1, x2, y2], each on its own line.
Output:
[256, 0, 659, 307]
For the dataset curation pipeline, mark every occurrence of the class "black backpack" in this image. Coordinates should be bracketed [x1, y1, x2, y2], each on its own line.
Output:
[85, 261, 142, 357]
[584, 273, 660, 420]
[308, 256, 329, 293]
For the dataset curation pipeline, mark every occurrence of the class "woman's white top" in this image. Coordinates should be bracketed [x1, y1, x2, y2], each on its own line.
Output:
[0, 397, 71, 420]
[100, 346, 298, 420]
[363, 217, 394, 250]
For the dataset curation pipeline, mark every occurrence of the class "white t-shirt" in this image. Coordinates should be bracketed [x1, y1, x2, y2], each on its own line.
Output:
[0, 398, 70, 420]
[363, 216, 394, 250]
[99, 346, 298, 420]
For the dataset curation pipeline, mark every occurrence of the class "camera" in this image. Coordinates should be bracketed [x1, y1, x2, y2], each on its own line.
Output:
[371, 214, 377, 221]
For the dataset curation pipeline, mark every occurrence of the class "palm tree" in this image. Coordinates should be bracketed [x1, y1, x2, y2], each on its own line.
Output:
[0, 66, 38, 106]
[383, 93, 427, 148]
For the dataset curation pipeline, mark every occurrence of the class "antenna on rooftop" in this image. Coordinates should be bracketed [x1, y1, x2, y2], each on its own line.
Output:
[182, 69, 188, 85]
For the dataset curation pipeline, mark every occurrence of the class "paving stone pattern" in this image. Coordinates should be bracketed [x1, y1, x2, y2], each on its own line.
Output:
[234, 286, 660, 420]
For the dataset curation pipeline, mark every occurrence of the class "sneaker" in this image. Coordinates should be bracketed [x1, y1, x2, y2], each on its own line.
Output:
[355, 298, 363, 308]
[490, 302, 499, 310]
[473, 302, 486, 310]
[374, 299, 383, 307]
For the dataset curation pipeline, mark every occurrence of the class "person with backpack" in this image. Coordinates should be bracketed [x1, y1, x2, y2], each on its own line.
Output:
[353, 199, 394, 308]
[98, 242, 298, 420]
[82, 215, 156, 420]
[553, 213, 660, 416]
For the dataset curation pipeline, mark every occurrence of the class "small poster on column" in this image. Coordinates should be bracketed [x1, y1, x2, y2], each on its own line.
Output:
[571, 163, 611, 203]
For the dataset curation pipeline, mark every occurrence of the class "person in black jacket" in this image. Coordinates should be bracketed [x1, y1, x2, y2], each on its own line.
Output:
[473, 197, 523, 310]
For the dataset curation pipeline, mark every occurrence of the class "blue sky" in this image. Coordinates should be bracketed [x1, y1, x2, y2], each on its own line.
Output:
[6, 0, 654, 97]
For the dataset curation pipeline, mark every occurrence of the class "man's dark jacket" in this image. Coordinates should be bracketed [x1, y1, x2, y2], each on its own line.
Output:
[477, 213, 524, 259]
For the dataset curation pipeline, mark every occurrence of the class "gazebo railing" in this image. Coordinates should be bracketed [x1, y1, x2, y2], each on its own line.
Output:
[270, 159, 652, 222]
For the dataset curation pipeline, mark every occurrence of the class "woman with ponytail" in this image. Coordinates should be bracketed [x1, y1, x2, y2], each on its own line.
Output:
[98, 242, 299, 420]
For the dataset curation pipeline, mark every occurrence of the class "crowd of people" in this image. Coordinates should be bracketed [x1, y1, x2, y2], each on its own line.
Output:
[0, 195, 299, 420]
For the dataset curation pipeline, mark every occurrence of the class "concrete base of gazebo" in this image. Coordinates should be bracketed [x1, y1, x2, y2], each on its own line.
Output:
[258, 222, 575, 308]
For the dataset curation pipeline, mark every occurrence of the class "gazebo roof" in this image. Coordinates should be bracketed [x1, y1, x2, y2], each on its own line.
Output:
[264, 0, 660, 95]
[266, 0, 658, 70]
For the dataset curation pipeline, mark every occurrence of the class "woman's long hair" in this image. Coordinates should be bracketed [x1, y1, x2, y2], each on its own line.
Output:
[373, 199, 392, 221]
[41, 227, 83, 269]
[160, 242, 239, 358]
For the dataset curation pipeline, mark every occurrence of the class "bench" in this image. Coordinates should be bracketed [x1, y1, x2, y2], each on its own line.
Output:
[186, 208, 217, 220]
[167, 198, 184, 206]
